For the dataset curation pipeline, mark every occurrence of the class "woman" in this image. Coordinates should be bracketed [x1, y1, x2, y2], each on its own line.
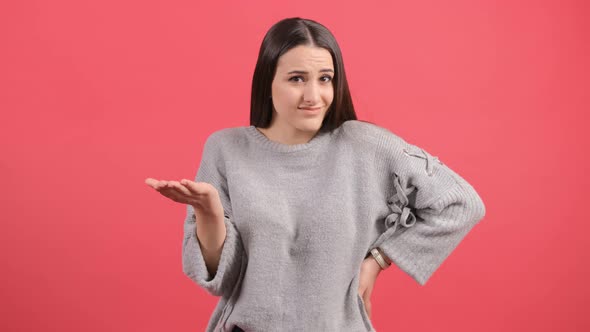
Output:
[145, 17, 486, 332]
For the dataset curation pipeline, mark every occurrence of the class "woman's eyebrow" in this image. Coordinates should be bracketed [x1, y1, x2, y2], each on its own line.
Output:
[286, 69, 334, 74]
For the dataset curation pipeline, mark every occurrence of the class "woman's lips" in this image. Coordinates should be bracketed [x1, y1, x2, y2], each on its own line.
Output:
[299, 107, 322, 114]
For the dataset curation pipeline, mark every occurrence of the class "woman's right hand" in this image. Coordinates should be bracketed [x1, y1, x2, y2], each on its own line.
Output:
[145, 177, 225, 224]
[146, 177, 227, 275]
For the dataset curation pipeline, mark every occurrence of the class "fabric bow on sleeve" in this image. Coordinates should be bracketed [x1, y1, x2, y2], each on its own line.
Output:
[383, 174, 417, 235]
[370, 174, 419, 253]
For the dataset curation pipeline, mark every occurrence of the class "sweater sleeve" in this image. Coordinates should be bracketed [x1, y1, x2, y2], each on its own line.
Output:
[368, 128, 486, 286]
[181, 133, 245, 297]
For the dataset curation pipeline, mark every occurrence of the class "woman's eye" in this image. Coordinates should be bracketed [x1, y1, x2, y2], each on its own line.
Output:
[289, 75, 333, 83]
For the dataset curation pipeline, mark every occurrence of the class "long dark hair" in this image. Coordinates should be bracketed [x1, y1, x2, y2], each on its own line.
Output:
[250, 17, 357, 132]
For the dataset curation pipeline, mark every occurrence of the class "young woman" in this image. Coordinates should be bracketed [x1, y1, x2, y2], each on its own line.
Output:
[146, 17, 486, 332]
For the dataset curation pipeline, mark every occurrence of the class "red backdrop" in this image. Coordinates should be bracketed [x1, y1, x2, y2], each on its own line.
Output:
[1, 0, 588, 331]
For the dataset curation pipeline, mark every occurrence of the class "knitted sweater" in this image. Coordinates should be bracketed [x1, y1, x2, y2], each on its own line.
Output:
[181, 120, 486, 331]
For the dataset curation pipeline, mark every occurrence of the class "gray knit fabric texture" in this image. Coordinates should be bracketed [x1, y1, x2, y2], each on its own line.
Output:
[181, 120, 486, 331]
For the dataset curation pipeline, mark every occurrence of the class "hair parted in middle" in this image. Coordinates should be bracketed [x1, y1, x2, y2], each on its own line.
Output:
[250, 17, 357, 133]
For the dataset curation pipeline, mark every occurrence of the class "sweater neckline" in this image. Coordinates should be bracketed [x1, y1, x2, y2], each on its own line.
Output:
[246, 125, 331, 153]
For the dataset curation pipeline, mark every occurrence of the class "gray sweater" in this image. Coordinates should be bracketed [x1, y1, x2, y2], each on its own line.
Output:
[182, 120, 486, 331]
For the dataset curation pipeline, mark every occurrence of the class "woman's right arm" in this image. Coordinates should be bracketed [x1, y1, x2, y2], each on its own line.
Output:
[181, 133, 245, 297]
[146, 132, 245, 297]
[193, 205, 226, 277]
[182, 202, 244, 297]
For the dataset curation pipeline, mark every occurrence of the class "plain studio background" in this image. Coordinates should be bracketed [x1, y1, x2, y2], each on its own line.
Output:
[1, 0, 588, 331]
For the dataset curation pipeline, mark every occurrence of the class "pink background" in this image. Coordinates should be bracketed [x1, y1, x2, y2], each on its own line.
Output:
[1, 0, 588, 331]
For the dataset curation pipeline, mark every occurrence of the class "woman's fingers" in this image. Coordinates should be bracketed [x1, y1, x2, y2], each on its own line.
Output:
[155, 180, 169, 190]
[145, 178, 159, 189]
[159, 187, 190, 204]
[358, 284, 366, 296]
[358, 286, 372, 320]
[167, 180, 192, 196]
[364, 286, 373, 301]
[362, 284, 374, 319]
[145, 178, 168, 190]
[146, 177, 207, 205]
[180, 179, 210, 195]
[145, 178, 172, 191]
[146, 178, 187, 202]
[365, 299, 372, 319]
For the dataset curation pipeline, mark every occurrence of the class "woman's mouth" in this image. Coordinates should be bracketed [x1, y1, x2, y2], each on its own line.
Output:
[299, 107, 322, 114]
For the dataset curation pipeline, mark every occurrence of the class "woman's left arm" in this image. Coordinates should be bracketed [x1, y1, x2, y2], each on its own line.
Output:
[367, 128, 487, 286]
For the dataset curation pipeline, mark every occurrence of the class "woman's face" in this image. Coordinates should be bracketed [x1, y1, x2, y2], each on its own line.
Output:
[269, 45, 334, 139]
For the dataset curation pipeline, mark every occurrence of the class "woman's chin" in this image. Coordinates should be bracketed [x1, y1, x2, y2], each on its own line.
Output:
[296, 122, 322, 134]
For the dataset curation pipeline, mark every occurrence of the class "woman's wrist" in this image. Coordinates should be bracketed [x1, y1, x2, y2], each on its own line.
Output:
[369, 247, 392, 270]
[377, 247, 392, 265]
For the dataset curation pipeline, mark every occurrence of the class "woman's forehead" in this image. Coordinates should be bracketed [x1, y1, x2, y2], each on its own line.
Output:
[277, 45, 334, 72]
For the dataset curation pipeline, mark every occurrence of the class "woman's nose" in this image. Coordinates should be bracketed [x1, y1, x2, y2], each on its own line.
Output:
[303, 81, 321, 104]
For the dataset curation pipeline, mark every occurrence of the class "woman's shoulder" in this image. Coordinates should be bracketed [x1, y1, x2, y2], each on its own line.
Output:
[339, 120, 406, 147]
[203, 125, 250, 146]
